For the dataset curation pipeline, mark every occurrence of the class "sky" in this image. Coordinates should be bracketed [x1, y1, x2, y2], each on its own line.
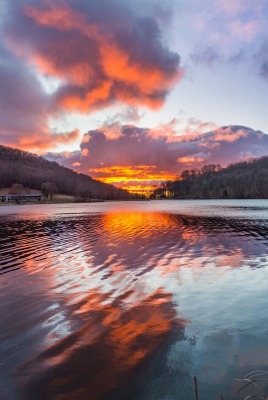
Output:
[0, 0, 268, 192]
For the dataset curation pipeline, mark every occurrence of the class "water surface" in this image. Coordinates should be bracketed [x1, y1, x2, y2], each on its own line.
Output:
[1, 200, 268, 399]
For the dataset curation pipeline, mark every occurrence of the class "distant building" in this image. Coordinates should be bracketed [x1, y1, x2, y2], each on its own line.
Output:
[0, 194, 42, 203]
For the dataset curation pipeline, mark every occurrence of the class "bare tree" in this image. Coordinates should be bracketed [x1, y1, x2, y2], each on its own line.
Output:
[41, 182, 58, 201]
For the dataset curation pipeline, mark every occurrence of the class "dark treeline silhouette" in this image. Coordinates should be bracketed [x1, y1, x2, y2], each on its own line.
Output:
[153, 156, 268, 199]
[0, 145, 137, 200]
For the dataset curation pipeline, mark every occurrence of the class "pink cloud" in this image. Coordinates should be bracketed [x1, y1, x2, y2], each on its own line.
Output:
[229, 20, 260, 42]
[47, 124, 268, 190]
[213, 127, 249, 142]
[215, 0, 248, 16]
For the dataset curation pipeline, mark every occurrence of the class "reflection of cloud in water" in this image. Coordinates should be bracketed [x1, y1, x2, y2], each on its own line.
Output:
[19, 289, 186, 400]
[1, 207, 268, 399]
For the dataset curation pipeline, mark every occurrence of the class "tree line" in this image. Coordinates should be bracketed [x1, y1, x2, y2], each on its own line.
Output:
[153, 156, 268, 199]
[0, 145, 138, 200]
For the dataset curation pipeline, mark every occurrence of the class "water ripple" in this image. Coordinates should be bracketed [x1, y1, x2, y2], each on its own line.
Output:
[1, 201, 268, 400]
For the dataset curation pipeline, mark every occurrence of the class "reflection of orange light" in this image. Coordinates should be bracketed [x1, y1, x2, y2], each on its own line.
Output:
[103, 211, 170, 239]
[100, 212, 177, 271]
[88, 165, 176, 193]
[42, 288, 186, 400]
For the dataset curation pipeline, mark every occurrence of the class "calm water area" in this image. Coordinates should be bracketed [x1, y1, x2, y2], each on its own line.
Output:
[1, 200, 268, 400]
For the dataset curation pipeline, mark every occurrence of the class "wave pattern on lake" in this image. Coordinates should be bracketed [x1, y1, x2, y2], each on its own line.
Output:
[1, 200, 268, 400]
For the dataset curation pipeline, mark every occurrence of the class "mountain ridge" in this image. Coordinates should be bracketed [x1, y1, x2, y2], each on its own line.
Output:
[0, 144, 135, 200]
[154, 153, 268, 199]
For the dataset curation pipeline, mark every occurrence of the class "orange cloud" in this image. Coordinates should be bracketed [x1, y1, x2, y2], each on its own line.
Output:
[214, 127, 249, 142]
[178, 156, 205, 163]
[6, 129, 80, 154]
[4, 0, 182, 116]
[81, 148, 89, 156]
[88, 165, 176, 193]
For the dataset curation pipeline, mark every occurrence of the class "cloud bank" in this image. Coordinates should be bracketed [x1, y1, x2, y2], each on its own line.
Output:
[48, 124, 268, 192]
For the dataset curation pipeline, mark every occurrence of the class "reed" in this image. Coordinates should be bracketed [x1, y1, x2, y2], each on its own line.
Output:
[193, 371, 268, 399]
[194, 376, 199, 400]
[235, 370, 268, 400]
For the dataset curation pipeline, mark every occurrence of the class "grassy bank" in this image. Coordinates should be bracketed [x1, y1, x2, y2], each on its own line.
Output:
[41, 194, 75, 203]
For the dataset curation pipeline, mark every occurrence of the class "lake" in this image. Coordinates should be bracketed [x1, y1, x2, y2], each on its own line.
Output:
[1, 200, 268, 400]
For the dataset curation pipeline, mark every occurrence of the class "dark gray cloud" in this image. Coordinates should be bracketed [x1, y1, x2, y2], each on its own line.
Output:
[0, 43, 48, 135]
[190, 46, 249, 68]
[255, 42, 268, 80]
[0, 41, 80, 150]
[190, 46, 222, 67]
[190, 41, 268, 84]
[103, 107, 145, 125]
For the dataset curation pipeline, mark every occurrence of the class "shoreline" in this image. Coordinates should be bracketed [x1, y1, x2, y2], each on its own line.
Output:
[0, 198, 150, 207]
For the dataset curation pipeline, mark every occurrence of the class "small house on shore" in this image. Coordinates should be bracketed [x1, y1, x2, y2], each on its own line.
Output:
[0, 194, 42, 203]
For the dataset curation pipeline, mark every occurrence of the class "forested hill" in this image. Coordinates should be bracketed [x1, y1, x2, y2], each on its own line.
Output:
[155, 156, 268, 199]
[0, 145, 135, 200]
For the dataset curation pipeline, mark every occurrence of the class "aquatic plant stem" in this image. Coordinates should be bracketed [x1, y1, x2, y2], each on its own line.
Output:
[194, 376, 199, 400]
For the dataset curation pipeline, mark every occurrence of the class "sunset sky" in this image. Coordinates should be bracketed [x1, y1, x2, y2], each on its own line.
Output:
[1, 0, 268, 192]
